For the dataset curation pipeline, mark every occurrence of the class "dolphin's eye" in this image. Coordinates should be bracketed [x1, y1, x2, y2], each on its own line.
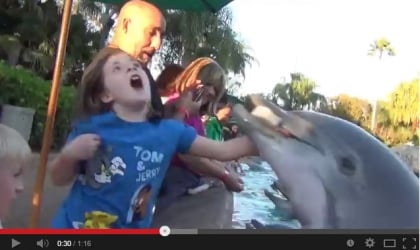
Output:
[340, 157, 356, 176]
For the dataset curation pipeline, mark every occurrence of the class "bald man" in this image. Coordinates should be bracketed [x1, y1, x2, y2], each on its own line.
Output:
[106, 0, 244, 201]
[108, 0, 168, 117]
[110, 0, 164, 65]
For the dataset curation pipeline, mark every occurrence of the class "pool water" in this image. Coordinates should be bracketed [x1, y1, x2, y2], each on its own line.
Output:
[232, 161, 299, 229]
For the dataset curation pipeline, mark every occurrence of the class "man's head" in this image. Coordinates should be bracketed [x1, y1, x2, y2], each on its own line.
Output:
[111, 0, 166, 64]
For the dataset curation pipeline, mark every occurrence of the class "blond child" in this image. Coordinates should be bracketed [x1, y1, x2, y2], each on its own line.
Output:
[0, 124, 31, 228]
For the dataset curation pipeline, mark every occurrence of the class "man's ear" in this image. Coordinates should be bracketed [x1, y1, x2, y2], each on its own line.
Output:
[122, 17, 131, 33]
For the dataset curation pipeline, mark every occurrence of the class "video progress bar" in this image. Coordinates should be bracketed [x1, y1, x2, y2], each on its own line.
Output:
[170, 229, 198, 235]
[196, 229, 419, 234]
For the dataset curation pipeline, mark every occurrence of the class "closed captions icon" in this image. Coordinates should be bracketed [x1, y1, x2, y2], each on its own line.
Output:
[346, 239, 355, 247]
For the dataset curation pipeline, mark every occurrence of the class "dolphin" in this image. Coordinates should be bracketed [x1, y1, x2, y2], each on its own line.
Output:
[232, 94, 419, 229]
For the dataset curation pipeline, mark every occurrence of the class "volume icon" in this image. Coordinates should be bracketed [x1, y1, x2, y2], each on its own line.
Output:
[36, 239, 49, 248]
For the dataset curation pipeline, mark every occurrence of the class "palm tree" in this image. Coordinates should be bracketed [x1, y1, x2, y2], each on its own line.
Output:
[0, 0, 103, 83]
[270, 73, 327, 111]
[367, 37, 396, 133]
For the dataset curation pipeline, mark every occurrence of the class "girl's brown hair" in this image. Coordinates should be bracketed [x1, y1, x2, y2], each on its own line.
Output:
[73, 47, 158, 121]
[173, 57, 227, 115]
[156, 64, 184, 97]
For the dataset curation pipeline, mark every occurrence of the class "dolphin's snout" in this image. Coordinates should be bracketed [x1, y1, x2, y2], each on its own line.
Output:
[236, 94, 325, 155]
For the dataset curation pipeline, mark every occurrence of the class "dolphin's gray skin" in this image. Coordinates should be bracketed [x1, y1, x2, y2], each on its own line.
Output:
[232, 94, 419, 229]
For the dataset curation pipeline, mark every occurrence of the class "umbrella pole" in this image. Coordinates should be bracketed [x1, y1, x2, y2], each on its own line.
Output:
[30, 0, 74, 228]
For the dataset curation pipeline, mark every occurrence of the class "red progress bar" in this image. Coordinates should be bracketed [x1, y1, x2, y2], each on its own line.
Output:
[0, 229, 160, 235]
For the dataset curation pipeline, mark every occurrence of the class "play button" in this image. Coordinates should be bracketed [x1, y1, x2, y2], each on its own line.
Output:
[11, 238, 20, 248]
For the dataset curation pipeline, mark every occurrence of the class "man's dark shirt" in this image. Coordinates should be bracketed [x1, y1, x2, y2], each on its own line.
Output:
[142, 65, 164, 117]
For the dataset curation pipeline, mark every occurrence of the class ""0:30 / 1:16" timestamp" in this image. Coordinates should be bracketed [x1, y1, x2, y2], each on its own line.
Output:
[56, 240, 93, 247]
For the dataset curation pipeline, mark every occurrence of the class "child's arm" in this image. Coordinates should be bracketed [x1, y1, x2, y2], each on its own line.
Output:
[179, 155, 224, 176]
[173, 121, 257, 164]
[50, 153, 81, 186]
[50, 133, 101, 186]
[188, 135, 258, 162]
[179, 155, 244, 192]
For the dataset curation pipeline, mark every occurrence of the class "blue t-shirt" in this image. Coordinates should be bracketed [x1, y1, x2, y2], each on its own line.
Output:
[51, 112, 197, 229]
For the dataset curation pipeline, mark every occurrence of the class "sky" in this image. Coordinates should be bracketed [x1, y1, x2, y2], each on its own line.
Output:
[226, 0, 420, 101]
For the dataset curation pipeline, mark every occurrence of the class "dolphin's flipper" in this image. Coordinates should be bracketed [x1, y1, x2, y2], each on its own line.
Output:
[270, 180, 290, 200]
[264, 189, 295, 220]
[250, 219, 298, 229]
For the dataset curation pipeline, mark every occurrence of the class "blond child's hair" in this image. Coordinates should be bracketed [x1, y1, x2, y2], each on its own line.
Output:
[172, 57, 227, 115]
[0, 124, 31, 163]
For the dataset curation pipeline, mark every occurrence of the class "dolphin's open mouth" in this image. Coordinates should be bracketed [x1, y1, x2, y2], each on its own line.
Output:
[232, 94, 330, 228]
[235, 94, 324, 155]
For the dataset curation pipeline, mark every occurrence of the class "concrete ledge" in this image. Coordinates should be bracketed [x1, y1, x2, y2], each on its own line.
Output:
[152, 186, 233, 229]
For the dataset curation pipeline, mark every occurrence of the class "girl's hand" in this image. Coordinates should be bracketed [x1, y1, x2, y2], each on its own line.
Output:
[220, 168, 244, 192]
[178, 91, 202, 116]
[61, 134, 101, 161]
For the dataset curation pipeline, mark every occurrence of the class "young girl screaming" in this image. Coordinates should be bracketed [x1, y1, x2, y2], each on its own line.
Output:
[49, 47, 257, 229]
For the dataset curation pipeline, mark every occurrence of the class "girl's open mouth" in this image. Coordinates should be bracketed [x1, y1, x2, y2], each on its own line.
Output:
[130, 74, 143, 89]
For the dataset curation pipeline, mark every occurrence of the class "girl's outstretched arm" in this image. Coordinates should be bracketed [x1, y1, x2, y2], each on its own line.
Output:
[187, 135, 258, 162]
[178, 155, 243, 192]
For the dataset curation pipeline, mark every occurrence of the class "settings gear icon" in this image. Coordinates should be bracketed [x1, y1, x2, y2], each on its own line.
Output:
[365, 238, 375, 248]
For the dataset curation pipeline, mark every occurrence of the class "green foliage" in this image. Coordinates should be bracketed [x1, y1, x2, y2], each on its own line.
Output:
[0, 0, 101, 84]
[328, 94, 372, 129]
[373, 78, 419, 146]
[386, 78, 419, 127]
[270, 73, 327, 111]
[0, 61, 76, 150]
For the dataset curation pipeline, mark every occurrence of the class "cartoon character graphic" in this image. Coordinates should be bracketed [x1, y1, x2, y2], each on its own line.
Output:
[72, 211, 118, 229]
[126, 184, 153, 223]
[94, 164, 112, 184]
[109, 156, 126, 175]
[83, 145, 127, 189]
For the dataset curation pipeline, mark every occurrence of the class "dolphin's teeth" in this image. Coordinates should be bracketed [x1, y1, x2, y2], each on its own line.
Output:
[251, 106, 282, 127]
[264, 189, 295, 220]
[271, 180, 290, 200]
